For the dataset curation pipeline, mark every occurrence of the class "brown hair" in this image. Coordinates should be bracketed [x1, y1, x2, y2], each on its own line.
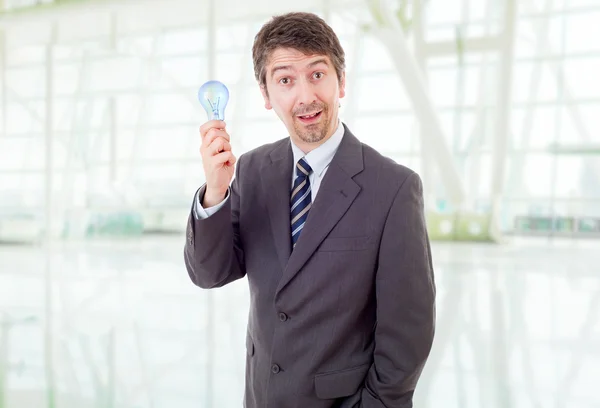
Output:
[252, 12, 345, 90]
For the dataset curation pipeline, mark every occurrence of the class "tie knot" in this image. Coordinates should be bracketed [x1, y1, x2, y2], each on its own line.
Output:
[296, 158, 313, 177]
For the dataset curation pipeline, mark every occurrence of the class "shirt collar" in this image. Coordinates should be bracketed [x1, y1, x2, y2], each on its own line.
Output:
[291, 120, 345, 178]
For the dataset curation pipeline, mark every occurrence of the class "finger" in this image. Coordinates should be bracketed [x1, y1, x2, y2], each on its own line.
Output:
[212, 151, 236, 168]
[204, 129, 230, 148]
[208, 138, 231, 156]
[199, 120, 226, 139]
[202, 128, 230, 149]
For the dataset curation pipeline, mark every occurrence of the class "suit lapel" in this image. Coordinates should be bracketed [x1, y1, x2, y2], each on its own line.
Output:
[276, 125, 364, 296]
[260, 139, 294, 272]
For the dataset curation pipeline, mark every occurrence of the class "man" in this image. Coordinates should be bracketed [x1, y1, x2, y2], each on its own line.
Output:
[184, 11, 435, 408]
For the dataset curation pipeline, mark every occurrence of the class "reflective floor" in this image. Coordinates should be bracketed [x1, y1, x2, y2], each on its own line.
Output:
[1, 236, 599, 408]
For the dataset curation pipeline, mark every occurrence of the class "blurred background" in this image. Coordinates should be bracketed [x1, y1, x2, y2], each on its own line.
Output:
[1, 0, 599, 407]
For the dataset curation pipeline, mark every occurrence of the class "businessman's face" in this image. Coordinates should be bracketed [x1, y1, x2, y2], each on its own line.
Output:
[261, 48, 345, 149]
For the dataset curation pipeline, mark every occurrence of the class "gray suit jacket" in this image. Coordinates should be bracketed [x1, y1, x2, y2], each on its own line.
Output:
[184, 125, 435, 408]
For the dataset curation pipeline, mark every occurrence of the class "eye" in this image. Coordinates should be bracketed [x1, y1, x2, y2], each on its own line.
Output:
[313, 72, 324, 80]
[279, 77, 291, 85]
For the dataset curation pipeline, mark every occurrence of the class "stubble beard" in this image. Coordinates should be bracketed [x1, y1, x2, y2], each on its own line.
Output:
[292, 103, 331, 144]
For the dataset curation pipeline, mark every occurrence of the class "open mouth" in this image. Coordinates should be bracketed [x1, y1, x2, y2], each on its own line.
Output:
[297, 111, 323, 123]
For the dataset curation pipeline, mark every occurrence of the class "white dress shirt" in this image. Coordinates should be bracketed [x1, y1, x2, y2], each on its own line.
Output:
[194, 121, 345, 219]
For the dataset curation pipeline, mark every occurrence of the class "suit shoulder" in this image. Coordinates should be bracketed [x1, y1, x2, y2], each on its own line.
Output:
[357, 142, 423, 209]
[237, 137, 288, 167]
[360, 142, 417, 184]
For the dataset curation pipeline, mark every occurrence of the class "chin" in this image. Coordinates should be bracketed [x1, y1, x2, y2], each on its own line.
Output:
[294, 124, 328, 144]
[300, 134, 326, 144]
[293, 119, 332, 144]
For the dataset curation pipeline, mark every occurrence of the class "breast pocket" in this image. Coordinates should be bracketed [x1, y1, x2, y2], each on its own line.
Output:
[317, 236, 372, 252]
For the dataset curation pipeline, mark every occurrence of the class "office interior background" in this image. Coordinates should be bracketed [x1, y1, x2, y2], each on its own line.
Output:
[0, 0, 599, 407]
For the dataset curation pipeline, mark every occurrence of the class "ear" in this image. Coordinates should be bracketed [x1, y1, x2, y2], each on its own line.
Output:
[260, 84, 272, 110]
[339, 71, 346, 99]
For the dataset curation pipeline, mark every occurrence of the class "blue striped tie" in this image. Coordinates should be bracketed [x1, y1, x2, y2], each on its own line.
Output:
[291, 158, 313, 248]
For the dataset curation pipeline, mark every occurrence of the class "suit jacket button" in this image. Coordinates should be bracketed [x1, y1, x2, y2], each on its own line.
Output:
[278, 312, 288, 322]
[271, 364, 280, 374]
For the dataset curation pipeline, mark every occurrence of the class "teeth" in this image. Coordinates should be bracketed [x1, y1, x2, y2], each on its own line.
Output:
[301, 112, 319, 119]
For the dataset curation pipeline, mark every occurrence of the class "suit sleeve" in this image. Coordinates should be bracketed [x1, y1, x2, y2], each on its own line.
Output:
[183, 154, 246, 289]
[360, 172, 436, 407]
[194, 187, 230, 219]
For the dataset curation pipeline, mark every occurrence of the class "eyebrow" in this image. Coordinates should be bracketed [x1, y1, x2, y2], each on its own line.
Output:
[307, 58, 329, 69]
[270, 65, 292, 79]
[270, 58, 330, 79]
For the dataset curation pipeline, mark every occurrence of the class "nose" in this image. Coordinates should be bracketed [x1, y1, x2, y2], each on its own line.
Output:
[296, 78, 317, 107]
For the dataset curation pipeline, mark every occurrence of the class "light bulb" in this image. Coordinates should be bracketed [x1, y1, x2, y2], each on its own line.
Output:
[198, 80, 229, 121]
